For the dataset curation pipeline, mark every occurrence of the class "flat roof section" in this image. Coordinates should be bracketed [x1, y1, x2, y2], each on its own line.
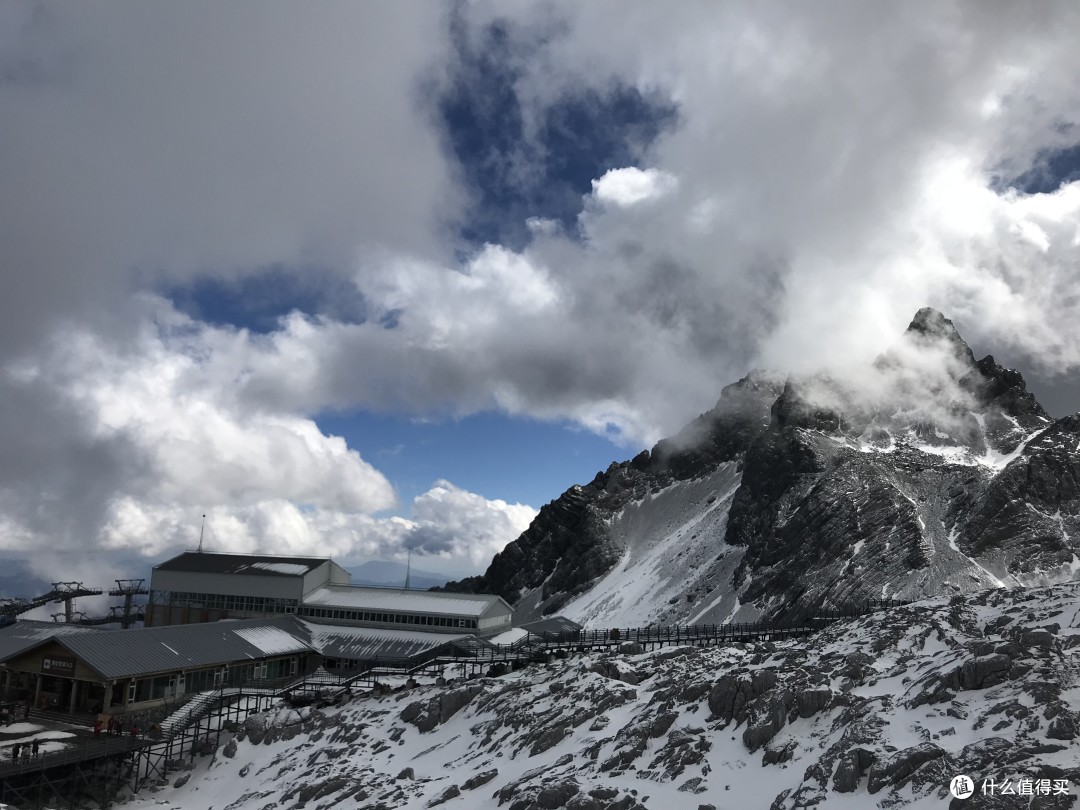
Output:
[153, 551, 328, 577]
[302, 585, 505, 618]
[0, 620, 103, 662]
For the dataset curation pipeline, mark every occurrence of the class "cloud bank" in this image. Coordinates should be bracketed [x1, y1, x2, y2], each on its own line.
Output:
[3, 2, 1080, 574]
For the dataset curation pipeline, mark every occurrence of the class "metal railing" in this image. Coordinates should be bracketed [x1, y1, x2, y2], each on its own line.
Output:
[0, 733, 145, 777]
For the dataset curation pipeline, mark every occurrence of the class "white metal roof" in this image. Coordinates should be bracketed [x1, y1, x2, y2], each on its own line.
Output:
[232, 625, 312, 656]
[488, 627, 528, 646]
[302, 585, 505, 618]
[248, 561, 312, 576]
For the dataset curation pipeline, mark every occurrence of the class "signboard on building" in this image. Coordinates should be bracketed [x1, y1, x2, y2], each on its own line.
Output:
[42, 656, 76, 675]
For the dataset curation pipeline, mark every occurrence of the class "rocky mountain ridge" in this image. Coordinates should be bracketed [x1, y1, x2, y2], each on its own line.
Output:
[447, 309, 1080, 627]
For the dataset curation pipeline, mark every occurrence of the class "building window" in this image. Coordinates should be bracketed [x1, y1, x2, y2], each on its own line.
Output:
[163, 591, 297, 613]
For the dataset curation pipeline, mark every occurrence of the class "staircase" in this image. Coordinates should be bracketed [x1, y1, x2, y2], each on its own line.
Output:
[157, 690, 225, 738]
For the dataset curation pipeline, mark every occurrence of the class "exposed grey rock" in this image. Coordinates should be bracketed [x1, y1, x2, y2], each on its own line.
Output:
[530, 722, 572, 756]
[866, 743, 946, 794]
[795, 687, 833, 719]
[427, 784, 460, 807]
[589, 715, 610, 732]
[589, 787, 619, 800]
[708, 670, 776, 723]
[742, 691, 793, 752]
[832, 747, 874, 793]
[1048, 712, 1078, 740]
[397, 767, 415, 780]
[762, 739, 797, 766]
[172, 774, 190, 789]
[403, 684, 486, 733]
[590, 661, 639, 685]
[536, 781, 579, 809]
[649, 711, 678, 738]
[1020, 628, 1056, 651]
[400, 701, 424, 723]
[960, 653, 1012, 690]
[222, 737, 237, 759]
[462, 768, 498, 790]
[677, 777, 707, 793]
[242, 714, 267, 746]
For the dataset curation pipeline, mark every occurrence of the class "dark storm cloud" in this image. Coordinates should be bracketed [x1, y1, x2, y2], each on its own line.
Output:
[0, 2, 460, 352]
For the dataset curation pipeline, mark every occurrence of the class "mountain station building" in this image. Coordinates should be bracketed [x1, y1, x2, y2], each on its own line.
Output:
[146, 551, 513, 635]
[0, 551, 518, 721]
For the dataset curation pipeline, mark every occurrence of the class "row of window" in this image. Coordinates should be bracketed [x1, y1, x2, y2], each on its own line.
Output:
[151, 590, 298, 614]
[127, 656, 301, 704]
[298, 606, 478, 629]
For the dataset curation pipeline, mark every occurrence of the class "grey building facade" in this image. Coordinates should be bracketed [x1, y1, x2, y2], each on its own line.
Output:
[147, 552, 350, 627]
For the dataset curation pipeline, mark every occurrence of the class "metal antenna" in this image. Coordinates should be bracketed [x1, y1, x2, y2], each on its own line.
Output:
[197, 514, 206, 552]
[404, 548, 412, 591]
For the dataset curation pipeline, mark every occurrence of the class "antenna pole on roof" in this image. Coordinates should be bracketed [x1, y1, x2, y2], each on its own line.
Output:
[404, 548, 412, 591]
[197, 514, 206, 553]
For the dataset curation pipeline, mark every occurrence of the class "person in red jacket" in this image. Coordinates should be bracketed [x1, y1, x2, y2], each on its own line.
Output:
[93, 719, 102, 738]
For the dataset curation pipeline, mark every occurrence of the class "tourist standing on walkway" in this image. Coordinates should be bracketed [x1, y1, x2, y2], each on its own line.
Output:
[31, 739, 39, 758]
[10, 743, 19, 761]
[93, 718, 102, 737]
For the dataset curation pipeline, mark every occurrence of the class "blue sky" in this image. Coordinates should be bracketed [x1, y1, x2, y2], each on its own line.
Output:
[3, 3, 1080, 583]
[314, 410, 624, 510]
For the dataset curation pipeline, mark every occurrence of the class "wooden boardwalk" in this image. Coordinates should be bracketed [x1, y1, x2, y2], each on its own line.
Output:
[307, 619, 819, 689]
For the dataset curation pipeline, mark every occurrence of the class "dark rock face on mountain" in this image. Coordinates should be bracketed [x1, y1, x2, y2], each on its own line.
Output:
[441, 371, 784, 616]
[448, 309, 1080, 626]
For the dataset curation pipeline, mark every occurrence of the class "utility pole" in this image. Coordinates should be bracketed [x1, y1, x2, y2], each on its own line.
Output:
[108, 579, 149, 628]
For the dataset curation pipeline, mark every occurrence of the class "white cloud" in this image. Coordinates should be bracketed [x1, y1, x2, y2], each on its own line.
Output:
[96, 482, 535, 575]
[6, 3, 1080, 580]
[399, 481, 538, 569]
[0, 299, 536, 574]
[591, 167, 678, 207]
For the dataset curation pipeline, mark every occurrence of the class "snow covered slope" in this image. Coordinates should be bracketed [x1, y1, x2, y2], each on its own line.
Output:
[122, 582, 1080, 810]
[560, 463, 743, 628]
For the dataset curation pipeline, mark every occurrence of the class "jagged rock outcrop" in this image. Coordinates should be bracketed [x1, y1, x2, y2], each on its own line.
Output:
[448, 308, 1080, 626]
